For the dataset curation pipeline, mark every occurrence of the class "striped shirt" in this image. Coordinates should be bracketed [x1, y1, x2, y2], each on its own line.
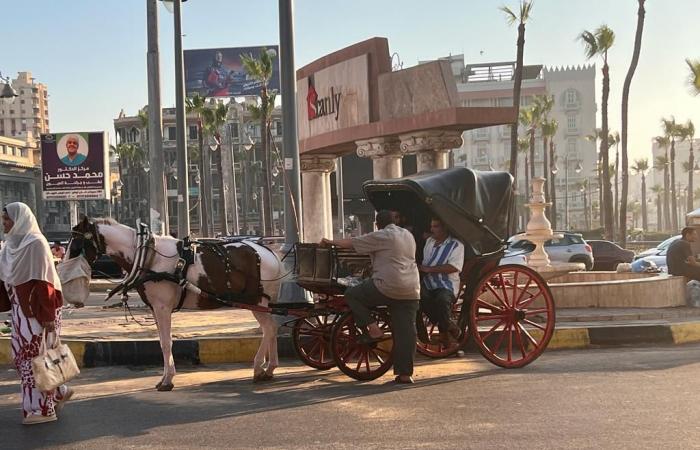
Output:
[422, 236, 464, 297]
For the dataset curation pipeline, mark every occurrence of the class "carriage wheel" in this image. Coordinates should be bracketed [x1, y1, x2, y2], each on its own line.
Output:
[469, 264, 555, 368]
[292, 313, 339, 370]
[416, 298, 469, 358]
[331, 311, 394, 381]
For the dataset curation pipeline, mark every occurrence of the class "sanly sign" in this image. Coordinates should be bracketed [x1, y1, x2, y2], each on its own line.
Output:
[306, 75, 342, 121]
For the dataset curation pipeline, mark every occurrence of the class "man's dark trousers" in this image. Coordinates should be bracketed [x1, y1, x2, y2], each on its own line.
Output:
[420, 287, 455, 333]
[344, 279, 419, 376]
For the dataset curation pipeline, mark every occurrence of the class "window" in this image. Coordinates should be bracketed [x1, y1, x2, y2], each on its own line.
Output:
[0, 145, 5, 154]
[20, 100, 25, 104]
[274, 120, 282, 136]
[497, 97, 513, 107]
[565, 89, 579, 107]
[20, 148, 27, 157]
[230, 122, 239, 139]
[166, 126, 176, 141]
[189, 125, 198, 140]
[567, 115, 577, 131]
[567, 138, 577, 156]
[128, 127, 139, 143]
[475, 127, 490, 140]
[476, 143, 489, 163]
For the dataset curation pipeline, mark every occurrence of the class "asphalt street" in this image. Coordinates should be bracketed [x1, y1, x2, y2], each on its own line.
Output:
[2, 344, 700, 449]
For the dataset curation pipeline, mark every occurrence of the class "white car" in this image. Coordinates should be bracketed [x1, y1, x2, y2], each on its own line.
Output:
[633, 235, 680, 261]
[506, 232, 594, 270]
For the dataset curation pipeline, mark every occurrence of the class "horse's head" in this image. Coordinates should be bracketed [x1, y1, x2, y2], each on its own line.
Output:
[68, 216, 107, 265]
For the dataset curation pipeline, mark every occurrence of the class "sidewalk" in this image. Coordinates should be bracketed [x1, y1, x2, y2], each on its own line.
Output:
[3, 282, 700, 367]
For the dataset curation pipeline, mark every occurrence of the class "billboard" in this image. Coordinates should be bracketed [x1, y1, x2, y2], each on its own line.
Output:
[41, 132, 109, 201]
[184, 46, 280, 97]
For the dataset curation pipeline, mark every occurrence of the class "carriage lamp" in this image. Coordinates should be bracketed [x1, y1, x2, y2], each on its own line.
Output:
[0, 72, 18, 105]
[161, 0, 187, 14]
[243, 135, 255, 152]
[574, 162, 583, 174]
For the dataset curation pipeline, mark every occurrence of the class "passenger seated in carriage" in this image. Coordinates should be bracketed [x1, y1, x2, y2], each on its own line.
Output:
[417, 217, 464, 346]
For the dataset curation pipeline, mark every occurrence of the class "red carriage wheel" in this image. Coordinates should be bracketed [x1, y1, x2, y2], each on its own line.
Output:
[469, 264, 555, 368]
[331, 310, 394, 381]
[416, 297, 469, 358]
[292, 313, 339, 370]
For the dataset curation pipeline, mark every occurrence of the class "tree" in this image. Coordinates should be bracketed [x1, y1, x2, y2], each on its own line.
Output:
[611, 131, 620, 236]
[544, 118, 559, 228]
[619, 0, 646, 247]
[686, 58, 700, 96]
[580, 25, 615, 239]
[653, 149, 671, 230]
[576, 179, 589, 229]
[586, 128, 606, 228]
[661, 116, 682, 230]
[241, 48, 277, 236]
[631, 158, 649, 231]
[680, 120, 696, 212]
[650, 184, 663, 231]
[201, 102, 231, 235]
[110, 142, 146, 221]
[186, 93, 213, 237]
[519, 104, 542, 185]
[535, 95, 555, 196]
[518, 137, 531, 223]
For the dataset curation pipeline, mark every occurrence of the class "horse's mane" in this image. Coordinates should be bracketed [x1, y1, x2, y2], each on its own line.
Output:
[93, 217, 120, 226]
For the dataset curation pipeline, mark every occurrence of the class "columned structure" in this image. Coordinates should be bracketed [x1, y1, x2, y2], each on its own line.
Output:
[301, 155, 336, 242]
[400, 130, 463, 172]
[356, 137, 404, 180]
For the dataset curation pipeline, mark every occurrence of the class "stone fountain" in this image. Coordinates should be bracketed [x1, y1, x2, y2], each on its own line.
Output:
[515, 177, 585, 277]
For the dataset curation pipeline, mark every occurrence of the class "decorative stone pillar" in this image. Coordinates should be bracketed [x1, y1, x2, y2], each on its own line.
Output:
[399, 130, 464, 172]
[356, 137, 404, 180]
[300, 156, 336, 243]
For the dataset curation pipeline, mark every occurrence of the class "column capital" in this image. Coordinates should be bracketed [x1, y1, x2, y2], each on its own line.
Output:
[300, 155, 336, 173]
[355, 137, 404, 160]
[399, 130, 464, 154]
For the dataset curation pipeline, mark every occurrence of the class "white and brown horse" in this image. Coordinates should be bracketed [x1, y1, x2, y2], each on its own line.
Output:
[62, 217, 289, 390]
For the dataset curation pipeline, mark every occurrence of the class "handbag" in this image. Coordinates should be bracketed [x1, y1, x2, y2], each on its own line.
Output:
[31, 331, 80, 392]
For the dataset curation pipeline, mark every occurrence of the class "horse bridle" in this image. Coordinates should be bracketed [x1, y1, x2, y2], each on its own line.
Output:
[70, 221, 107, 264]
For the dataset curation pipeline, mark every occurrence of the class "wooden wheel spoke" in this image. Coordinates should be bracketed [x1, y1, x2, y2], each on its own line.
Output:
[482, 319, 507, 341]
[513, 323, 527, 359]
[374, 346, 390, 356]
[517, 323, 540, 348]
[476, 313, 508, 322]
[521, 318, 547, 331]
[355, 352, 364, 372]
[507, 322, 513, 362]
[371, 349, 385, 365]
[498, 273, 510, 307]
[364, 352, 371, 372]
[524, 308, 550, 317]
[490, 322, 510, 355]
[518, 290, 544, 309]
[485, 283, 510, 309]
[319, 342, 326, 362]
[303, 338, 321, 356]
[514, 278, 533, 306]
[476, 298, 505, 313]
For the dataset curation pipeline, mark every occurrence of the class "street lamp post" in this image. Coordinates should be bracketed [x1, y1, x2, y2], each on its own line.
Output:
[162, 0, 190, 238]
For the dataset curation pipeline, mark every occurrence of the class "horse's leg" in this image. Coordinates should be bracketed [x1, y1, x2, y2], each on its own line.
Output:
[252, 310, 271, 382]
[151, 300, 176, 391]
[263, 313, 279, 378]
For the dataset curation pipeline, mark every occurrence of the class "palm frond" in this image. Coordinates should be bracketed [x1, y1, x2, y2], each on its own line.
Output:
[686, 58, 700, 96]
[683, 161, 693, 172]
[578, 30, 598, 60]
[595, 25, 615, 52]
[654, 135, 670, 148]
[499, 5, 518, 26]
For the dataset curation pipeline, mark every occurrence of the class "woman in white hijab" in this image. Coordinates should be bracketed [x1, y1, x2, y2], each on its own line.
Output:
[0, 202, 73, 425]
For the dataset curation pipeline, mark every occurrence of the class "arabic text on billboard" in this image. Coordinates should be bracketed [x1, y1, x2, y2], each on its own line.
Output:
[184, 46, 280, 97]
[41, 132, 109, 201]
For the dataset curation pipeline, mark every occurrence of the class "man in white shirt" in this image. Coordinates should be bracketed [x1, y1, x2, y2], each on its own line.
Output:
[322, 210, 420, 384]
[418, 217, 465, 345]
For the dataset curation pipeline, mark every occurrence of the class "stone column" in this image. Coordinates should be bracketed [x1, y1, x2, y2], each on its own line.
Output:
[356, 137, 404, 180]
[400, 130, 463, 172]
[300, 156, 336, 242]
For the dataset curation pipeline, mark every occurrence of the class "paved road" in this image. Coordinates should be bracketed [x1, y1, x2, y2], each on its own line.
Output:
[2, 344, 700, 449]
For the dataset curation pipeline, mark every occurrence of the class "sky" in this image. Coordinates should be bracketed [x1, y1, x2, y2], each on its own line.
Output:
[2, 0, 698, 162]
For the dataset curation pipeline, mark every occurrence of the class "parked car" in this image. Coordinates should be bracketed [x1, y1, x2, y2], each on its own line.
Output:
[588, 240, 635, 271]
[633, 235, 680, 261]
[508, 232, 594, 270]
[91, 255, 124, 279]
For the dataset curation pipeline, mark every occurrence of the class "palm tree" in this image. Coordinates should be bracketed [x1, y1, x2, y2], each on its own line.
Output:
[686, 58, 700, 96]
[576, 179, 589, 229]
[631, 158, 649, 231]
[611, 131, 620, 236]
[535, 95, 554, 194]
[580, 25, 615, 239]
[200, 102, 231, 235]
[661, 116, 682, 230]
[186, 93, 213, 237]
[650, 185, 663, 231]
[586, 128, 606, 228]
[654, 150, 671, 230]
[518, 137, 531, 223]
[543, 118, 559, 227]
[679, 120, 696, 212]
[241, 48, 277, 236]
[619, 0, 646, 246]
[519, 104, 541, 183]
[501, 1, 533, 181]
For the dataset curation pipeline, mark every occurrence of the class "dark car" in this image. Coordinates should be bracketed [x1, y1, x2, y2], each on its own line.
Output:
[588, 240, 635, 271]
[91, 255, 124, 279]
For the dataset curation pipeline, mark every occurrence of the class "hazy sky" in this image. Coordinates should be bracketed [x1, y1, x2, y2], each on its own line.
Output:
[2, 0, 698, 161]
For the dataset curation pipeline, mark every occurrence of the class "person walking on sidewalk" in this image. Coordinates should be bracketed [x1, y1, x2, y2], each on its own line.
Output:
[322, 210, 420, 384]
[667, 227, 700, 281]
[0, 202, 73, 425]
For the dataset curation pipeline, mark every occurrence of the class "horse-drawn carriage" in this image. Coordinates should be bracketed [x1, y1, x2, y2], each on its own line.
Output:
[64, 167, 555, 388]
[288, 167, 556, 380]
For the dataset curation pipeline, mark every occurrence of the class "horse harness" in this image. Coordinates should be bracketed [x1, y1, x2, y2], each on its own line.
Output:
[99, 223, 269, 312]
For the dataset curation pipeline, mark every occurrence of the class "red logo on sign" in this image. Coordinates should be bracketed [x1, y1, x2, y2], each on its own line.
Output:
[307, 76, 318, 120]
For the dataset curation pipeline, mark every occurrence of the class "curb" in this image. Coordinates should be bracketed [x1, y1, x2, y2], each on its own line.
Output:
[2, 322, 700, 367]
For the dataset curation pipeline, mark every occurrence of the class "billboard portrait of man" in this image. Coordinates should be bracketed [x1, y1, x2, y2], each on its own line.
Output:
[57, 134, 88, 166]
[204, 51, 234, 97]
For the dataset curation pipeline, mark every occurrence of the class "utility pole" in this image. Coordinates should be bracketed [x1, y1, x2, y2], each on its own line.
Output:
[279, 0, 302, 243]
[173, 0, 190, 237]
[146, 0, 168, 235]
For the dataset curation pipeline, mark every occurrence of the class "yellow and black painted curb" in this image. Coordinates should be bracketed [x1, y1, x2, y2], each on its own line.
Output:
[2, 321, 700, 367]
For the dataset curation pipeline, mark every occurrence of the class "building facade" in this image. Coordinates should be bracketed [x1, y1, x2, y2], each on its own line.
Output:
[0, 72, 49, 143]
[420, 56, 598, 230]
[113, 98, 284, 236]
[0, 136, 42, 234]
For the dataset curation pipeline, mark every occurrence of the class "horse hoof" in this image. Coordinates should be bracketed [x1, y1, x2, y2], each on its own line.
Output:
[253, 373, 273, 383]
[157, 383, 174, 391]
[155, 381, 162, 389]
